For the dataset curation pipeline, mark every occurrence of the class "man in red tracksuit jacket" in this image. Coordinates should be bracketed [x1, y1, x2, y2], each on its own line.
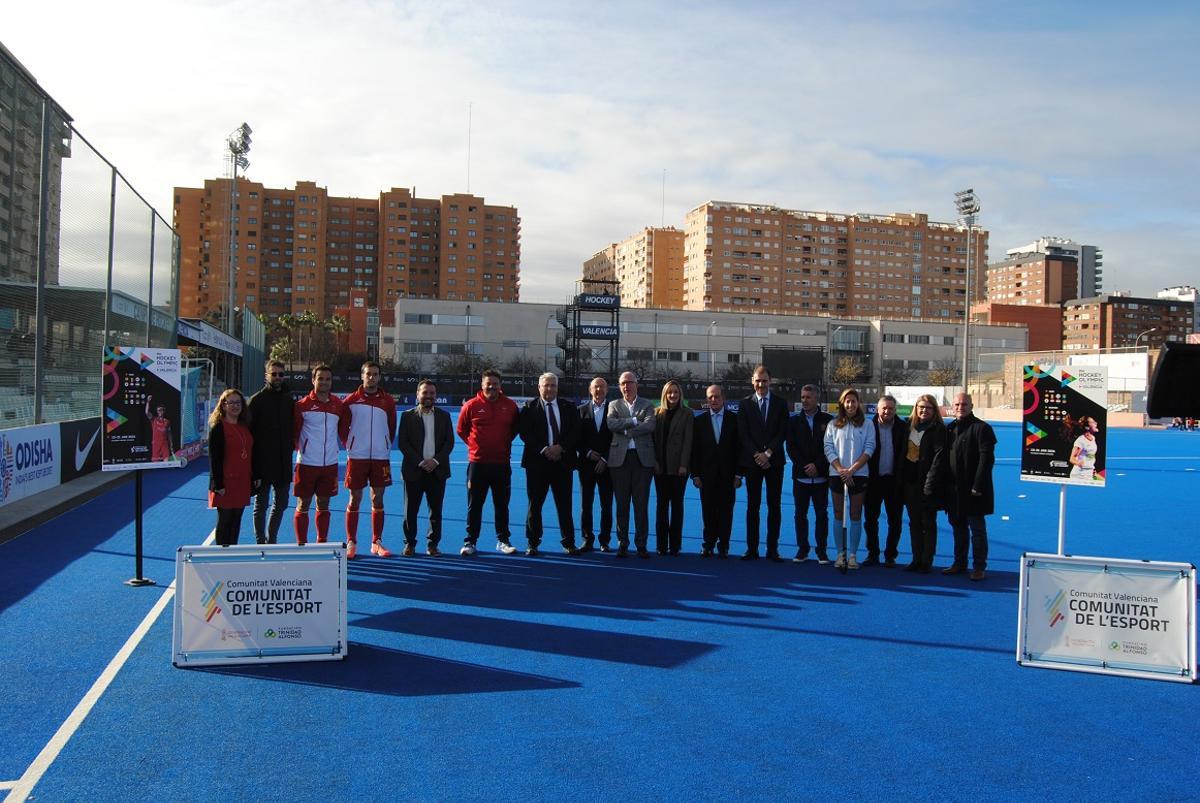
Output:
[456, 369, 520, 556]
[339, 361, 398, 559]
[292, 364, 345, 545]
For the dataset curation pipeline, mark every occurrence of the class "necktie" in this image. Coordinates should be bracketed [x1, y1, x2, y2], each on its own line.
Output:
[759, 396, 767, 422]
[548, 402, 560, 445]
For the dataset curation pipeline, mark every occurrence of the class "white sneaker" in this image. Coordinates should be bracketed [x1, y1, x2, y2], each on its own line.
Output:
[460, 543, 477, 556]
[848, 555, 859, 570]
[496, 540, 518, 555]
[834, 554, 847, 569]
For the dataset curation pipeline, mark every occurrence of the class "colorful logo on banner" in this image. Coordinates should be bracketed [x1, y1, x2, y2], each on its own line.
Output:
[0, 435, 13, 502]
[105, 408, 128, 434]
[1021, 364, 1107, 487]
[202, 582, 223, 623]
[1045, 588, 1067, 628]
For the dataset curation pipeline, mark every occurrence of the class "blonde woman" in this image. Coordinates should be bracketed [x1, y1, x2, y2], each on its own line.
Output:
[653, 380, 694, 555]
[208, 389, 259, 545]
[823, 388, 875, 569]
[902, 394, 948, 573]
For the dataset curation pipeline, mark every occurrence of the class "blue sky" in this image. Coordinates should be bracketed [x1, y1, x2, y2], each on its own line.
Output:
[6, 0, 1198, 301]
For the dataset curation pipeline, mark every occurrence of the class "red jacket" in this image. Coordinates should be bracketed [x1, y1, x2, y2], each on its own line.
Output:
[339, 386, 397, 460]
[457, 391, 519, 464]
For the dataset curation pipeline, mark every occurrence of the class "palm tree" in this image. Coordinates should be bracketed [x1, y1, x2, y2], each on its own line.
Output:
[294, 310, 320, 368]
[325, 314, 350, 358]
[276, 313, 298, 368]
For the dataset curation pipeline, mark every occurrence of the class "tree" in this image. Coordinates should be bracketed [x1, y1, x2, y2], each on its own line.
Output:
[275, 313, 298, 368]
[434, 352, 496, 377]
[719, 361, 754, 385]
[829, 356, 867, 387]
[502, 355, 544, 380]
[294, 310, 320, 367]
[325, 314, 350, 356]
[927, 360, 961, 387]
[269, 337, 296, 367]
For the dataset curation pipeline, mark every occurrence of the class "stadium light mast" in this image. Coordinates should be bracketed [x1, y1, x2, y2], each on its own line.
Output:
[225, 123, 252, 335]
[955, 188, 980, 389]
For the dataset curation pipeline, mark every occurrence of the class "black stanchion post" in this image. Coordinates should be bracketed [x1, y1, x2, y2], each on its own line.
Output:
[126, 469, 156, 587]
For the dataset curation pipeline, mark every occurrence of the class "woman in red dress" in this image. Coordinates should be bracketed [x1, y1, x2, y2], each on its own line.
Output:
[208, 389, 259, 545]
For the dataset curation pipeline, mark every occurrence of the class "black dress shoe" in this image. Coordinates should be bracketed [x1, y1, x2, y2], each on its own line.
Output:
[656, 549, 667, 556]
[917, 565, 932, 574]
[637, 549, 651, 559]
[882, 559, 896, 568]
[740, 552, 759, 561]
[862, 556, 880, 567]
[765, 553, 784, 563]
[599, 544, 612, 553]
[578, 542, 594, 554]
[563, 545, 581, 555]
[902, 563, 919, 572]
[668, 549, 680, 556]
[700, 547, 714, 557]
[616, 546, 629, 558]
[525, 547, 540, 557]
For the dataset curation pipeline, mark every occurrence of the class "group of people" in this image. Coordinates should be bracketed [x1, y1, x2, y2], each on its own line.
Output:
[207, 360, 996, 579]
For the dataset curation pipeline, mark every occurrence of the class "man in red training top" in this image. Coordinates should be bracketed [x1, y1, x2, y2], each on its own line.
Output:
[340, 361, 398, 559]
[292, 364, 344, 545]
[145, 395, 174, 462]
[456, 369, 520, 556]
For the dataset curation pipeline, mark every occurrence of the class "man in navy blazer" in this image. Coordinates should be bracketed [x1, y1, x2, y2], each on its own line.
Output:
[692, 384, 742, 557]
[576, 376, 614, 552]
[865, 393, 909, 566]
[738, 365, 790, 561]
[397, 379, 455, 556]
[785, 384, 833, 563]
[518, 372, 580, 556]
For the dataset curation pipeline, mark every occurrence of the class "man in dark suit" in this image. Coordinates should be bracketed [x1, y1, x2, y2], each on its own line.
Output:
[519, 372, 580, 556]
[577, 376, 614, 552]
[397, 379, 455, 556]
[738, 365, 790, 561]
[785, 383, 833, 563]
[692, 384, 742, 557]
[865, 393, 909, 566]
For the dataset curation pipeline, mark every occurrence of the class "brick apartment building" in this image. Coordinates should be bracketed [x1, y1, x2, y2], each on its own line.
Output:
[1062, 293, 1195, 351]
[583, 227, 684, 308]
[173, 179, 520, 323]
[586, 202, 988, 320]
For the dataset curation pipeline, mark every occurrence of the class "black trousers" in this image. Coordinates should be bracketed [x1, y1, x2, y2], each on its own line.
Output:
[525, 464, 576, 549]
[252, 478, 291, 544]
[864, 473, 904, 561]
[654, 474, 687, 553]
[578, 464, 613, 547]
[214, 507, 245, 546]
[403, 473, 446, 547]
[699, 475, 736, 553]
[465, 462, 512, 544]
[903, 480, 939, 569]
[611, 451, 653, 550]
[744, 464, 784, 556]
[792, 479, 829, 557]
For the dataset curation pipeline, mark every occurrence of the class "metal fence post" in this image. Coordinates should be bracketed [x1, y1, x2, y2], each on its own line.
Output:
[103, 165, 117, 348]
[32, 98, 54, 425]
[146, 208, 155, 347]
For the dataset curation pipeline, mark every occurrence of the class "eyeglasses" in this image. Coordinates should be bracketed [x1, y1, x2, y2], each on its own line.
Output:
[268, 372, 284, 377]
[223, 399, 243, 406]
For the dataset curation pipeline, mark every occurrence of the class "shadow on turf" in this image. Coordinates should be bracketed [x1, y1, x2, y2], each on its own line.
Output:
[197, 642, 579, 696]
[353, 608, 718, 668]
[0, 462, 207, 616]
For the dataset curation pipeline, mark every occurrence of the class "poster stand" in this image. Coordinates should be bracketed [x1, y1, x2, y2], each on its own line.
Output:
[124, 470, 155, 587]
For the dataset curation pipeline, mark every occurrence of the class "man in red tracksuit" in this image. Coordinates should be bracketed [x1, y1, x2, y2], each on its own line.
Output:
[339, 361, 398, 559]
[292, 364, 345, 545]
[456, 369, 520, 556]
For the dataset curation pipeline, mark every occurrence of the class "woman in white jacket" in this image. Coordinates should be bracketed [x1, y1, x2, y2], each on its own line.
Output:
[823, 388, 876, 569]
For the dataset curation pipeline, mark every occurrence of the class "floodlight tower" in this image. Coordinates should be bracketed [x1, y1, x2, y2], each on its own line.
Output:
[225, 123, 252, 335]
[955, 188, 981, 389]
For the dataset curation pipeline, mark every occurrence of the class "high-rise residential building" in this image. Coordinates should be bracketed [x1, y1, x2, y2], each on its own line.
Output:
[671, 202, 987, 320]
[1062, 293, 1194, 351]
[583, 244, 616, 284]
[173, 179, 520, 323]
[599, 227, 685, 308]
[1157, 286, 1198, 333]
[0, 44, 71, 285]
[1007, 237, 1102, 298]
[985, 251, 1079, 306]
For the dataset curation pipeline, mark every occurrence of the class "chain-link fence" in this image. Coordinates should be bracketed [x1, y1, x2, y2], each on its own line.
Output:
[1, 46, 178, 430]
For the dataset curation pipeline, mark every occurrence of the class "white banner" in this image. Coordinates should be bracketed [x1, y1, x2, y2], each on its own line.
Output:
[1017, 552, 1197, 683]
[0, 423, 61, 508]
[172, 544, 348, 666]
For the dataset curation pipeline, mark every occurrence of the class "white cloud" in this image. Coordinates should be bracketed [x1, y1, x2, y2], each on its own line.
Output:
[4, 0, 1197, 304]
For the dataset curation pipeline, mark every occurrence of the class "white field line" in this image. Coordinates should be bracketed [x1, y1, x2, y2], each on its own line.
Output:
[4, 531, 215, 803]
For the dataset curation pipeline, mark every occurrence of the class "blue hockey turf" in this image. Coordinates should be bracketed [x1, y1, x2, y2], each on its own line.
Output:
[1, 422, 1198, 801]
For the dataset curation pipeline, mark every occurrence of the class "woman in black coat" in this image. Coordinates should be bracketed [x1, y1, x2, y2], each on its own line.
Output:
[902, 394, 947, 574]
[653, 380, 694, 555]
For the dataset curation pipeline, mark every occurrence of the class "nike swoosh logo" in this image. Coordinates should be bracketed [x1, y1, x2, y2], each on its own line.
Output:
[76, 427, 101, 471]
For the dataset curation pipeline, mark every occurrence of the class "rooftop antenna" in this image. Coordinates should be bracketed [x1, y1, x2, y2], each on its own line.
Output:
[661, 169, 666, 227]
[466, 102, 473, 193]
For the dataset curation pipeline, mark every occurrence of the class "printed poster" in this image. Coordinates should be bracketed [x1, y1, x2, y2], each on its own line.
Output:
[102, 346, 182, 471]
[1021, 364, 1107, 487]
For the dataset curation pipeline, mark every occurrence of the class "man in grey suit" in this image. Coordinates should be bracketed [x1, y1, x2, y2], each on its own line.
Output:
[607, 371, 657, 558]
